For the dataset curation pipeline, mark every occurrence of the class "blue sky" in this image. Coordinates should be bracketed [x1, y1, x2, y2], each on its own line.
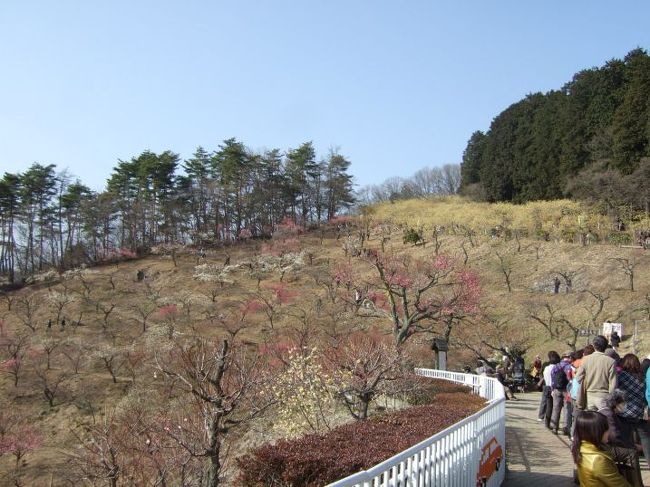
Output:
[1, 1, 649, 191]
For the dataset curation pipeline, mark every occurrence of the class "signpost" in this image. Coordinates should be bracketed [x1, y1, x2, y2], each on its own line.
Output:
[432, 339, 448, 371]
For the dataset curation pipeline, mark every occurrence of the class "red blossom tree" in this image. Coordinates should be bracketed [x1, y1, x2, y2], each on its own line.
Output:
[244, 282, 298, 329]
[364, 252, 482, 346]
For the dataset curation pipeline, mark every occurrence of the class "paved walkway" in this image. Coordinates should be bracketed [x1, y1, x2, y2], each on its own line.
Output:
[504, 391, 650, 486]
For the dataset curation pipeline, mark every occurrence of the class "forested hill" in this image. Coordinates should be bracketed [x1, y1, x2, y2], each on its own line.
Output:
[460, 48, 650, 205]
[0, 139, 355, 284]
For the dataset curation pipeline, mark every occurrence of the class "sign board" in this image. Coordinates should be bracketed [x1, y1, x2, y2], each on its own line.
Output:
[578, 329, 598, 336]
[602, 322, 623, 339]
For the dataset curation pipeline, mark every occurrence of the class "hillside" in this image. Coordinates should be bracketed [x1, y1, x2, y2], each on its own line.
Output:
[1, 199, 649, 484]
[461, 48, 650, 205]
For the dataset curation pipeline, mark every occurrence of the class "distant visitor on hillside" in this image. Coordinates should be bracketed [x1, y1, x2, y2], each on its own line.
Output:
[553, 276, 561, 294]
[610, 331, 621, 350]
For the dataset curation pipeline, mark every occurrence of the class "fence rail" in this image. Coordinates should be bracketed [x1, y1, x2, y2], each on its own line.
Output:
[327, 369, 506, 487]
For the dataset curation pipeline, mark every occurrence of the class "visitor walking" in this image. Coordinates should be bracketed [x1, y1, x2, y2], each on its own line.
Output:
[540, 351, 560, 425]
[575, 336, 617, 411]
[549, 352, 572, 434]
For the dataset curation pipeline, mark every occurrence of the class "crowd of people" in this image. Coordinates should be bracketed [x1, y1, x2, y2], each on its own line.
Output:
[535, 335, 650, 486]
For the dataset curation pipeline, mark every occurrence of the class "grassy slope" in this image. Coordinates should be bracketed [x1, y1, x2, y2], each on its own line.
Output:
[1, 198, 649, 483]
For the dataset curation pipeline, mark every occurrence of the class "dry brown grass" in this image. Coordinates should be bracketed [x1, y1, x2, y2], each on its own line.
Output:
[1, 204, 649, 484]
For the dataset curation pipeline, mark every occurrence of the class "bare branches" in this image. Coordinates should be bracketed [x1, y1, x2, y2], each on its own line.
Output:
[613, 257, 638, 291]
[529, 302, 581, 351]
[366, 251, 480, 347]
[154, 336, 273, 487]
[554, 269, 579, 294]
[15, 294, 40, 332]
[584, 289, 610, 328]
[494, 250, 513, 293]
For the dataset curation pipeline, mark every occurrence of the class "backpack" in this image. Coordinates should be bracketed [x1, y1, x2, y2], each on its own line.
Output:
[552, 364, 569, 390]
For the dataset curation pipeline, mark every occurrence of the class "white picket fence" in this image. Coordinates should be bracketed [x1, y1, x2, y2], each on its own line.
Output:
[327, 369, 506, 487]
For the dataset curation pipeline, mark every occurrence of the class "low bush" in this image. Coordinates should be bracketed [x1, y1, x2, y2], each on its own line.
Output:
[607, 231, 633, 245]
[402, 227, 424, 246]
[400, 376, 472, 405]
[237, 390, 485, 486]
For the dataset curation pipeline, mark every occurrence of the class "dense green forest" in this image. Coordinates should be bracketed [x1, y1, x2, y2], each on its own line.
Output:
[0, 139, 354, 282]
[461, 48, 650, 209]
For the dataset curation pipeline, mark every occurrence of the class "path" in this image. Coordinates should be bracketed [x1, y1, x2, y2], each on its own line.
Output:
[503, 391, 650, 486]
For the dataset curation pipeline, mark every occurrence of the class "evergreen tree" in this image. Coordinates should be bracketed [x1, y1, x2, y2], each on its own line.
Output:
[324, 150, 355, 220]
[460, 131, 486, 187]
[285, 142, 318, 225]
[612, 49, 650, 173]
[0, 173, 22, 282]
[20, 163, 57, 272]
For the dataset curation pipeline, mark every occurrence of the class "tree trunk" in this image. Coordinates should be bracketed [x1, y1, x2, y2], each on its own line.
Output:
[205, 415, 222, 487]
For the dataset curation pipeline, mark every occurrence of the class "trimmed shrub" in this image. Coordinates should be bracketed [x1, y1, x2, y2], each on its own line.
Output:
[401, 376, 473, 405]
[237, 390, 485, 486]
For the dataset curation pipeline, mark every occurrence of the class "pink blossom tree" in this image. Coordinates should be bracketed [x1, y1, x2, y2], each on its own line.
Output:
[0, 412, 42, 466]
[364, 252, 482, 347]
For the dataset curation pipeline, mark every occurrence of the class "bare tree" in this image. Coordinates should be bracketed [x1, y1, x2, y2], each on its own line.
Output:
[38, 337, 62, 370]
[554, 269, 578, 294]
[0, 291, 16, 311]
[0, 323, 29, 386]
[107, 269, 120, 291]
[529, 242, 543, 261]
[456, 314, 531, 363]
[584, 289, 610, 334]
[62, 339, 86, 374]
[495, 250, 513, 293]
[15, 295, 40, 332]
[34, 366, 68, 407]
[460, 241, 469, 266]
[98, 302, 116, 330]
[95, 346, 127, 384]
[155, 336, 273, 487]
[441, 163, 461, 194]
[613, 257, 638, 291]
[530, 302, 581, 350]
[66, 414, 123, 487]
[132, 300, 157, 333]
[48, 289, 74, 326]
[530, 303, 567, 341]
[431, 226, 444, 255]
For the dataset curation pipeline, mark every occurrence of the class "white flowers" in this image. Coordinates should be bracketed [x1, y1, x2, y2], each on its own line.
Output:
[268, 348, 337, 438]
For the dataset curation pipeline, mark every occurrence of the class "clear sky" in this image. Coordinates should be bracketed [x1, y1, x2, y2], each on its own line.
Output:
[1, 1, 649, 191]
